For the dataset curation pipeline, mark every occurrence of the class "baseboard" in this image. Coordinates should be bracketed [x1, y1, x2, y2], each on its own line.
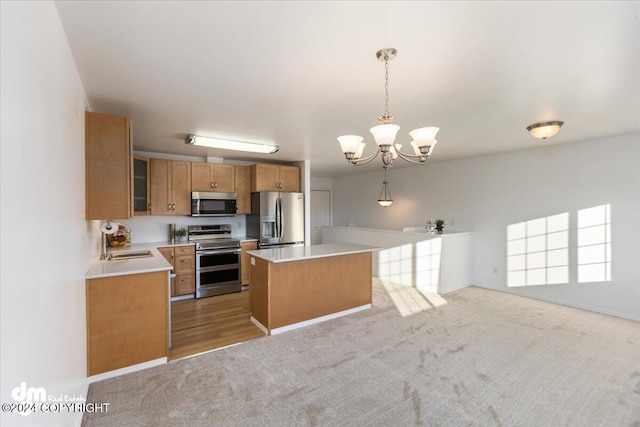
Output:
[270, 304, 372, 335]
[250, 316, 269, 335]
[87, 358, 167, 384]
[471, 285, 640, 322]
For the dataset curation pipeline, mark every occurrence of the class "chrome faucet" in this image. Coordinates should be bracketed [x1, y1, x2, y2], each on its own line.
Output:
[100, 220, 118, 260]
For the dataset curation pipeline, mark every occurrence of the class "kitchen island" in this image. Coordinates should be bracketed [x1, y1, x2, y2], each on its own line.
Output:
[247, 243, 378, 335]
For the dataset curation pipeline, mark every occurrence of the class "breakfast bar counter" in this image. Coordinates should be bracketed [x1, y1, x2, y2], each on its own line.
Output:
[247, 243, 378, 335]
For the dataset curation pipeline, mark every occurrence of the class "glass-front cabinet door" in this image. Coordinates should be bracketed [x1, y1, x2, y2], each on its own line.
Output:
[133, 155, 150, 215]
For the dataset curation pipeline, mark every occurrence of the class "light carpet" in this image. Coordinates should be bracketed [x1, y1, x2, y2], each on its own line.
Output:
[82, 280, 640, 426]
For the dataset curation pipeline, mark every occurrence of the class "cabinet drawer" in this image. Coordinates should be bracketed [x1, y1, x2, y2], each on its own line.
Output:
[176, 273, 195, 295]
[175, 245, 195, 256]
[175, 255, 195, 274]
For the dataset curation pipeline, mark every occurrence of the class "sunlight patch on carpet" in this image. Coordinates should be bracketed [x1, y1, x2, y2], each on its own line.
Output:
[380, 279, 447, 317]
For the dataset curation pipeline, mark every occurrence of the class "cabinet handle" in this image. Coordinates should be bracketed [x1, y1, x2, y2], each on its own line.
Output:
[172, 203, 175, 211]
[147, 203, 151, 211]
[167, 203, 171, 211]
[214, 182, 218, 189]
[211, 182, 214, 188]
[180, 259, 190, 263]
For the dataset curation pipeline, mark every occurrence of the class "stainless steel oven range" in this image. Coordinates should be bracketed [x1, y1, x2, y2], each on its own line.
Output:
[188, 224, 241, 298]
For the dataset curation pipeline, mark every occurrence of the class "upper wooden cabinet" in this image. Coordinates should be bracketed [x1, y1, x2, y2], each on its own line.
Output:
[133, 155, 151, 216]
[191, 163, 235, 193]
[85, 112, 132, 220]
[235, 165, 251, 215]
[150, 159, 192, 215]
[250, 163, 300, 192]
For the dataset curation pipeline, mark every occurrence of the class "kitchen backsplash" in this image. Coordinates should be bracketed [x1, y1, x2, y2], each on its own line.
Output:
[113, 215, 247, 244]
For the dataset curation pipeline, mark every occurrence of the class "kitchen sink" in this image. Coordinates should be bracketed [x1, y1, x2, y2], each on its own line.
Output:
[107, 250, 153, 260]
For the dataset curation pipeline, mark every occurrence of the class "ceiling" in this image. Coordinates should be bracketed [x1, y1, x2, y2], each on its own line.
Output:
[55, 1, 640, 178]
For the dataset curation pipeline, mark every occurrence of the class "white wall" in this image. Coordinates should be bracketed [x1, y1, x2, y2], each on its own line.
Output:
[332, 134, 640, 320]
[0, 2, 94, 426]
[311, 176, 334, 191]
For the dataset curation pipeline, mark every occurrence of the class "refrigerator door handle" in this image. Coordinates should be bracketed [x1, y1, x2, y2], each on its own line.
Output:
[279, 197, 284, 238]
[275, 197, 280, 238]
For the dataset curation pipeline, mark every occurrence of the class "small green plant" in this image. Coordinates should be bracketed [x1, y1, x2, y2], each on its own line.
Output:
[175, 227, 187, 238]
[435, 219, 445, 233]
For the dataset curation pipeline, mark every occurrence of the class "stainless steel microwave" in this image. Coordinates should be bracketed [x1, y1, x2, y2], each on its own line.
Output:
[191, 192, 237, 216]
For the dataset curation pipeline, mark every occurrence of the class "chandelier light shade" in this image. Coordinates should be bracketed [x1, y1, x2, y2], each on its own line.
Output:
[378, 168, 393, 207]
[370, 124, 400, 146]
[526, 121, 564, 139]
[185, 134, 279, 154]
[337, 135, 364, 156]
[337, 48, 440, 169]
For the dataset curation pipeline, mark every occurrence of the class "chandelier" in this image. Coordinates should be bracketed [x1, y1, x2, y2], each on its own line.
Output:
[337, 48, 440, 169]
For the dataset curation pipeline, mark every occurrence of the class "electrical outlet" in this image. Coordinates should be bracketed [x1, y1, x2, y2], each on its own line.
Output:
[450, 219, 455, 227]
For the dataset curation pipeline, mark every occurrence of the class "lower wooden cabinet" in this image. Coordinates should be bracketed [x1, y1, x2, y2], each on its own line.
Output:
[86, 271, 168, 376]
[241, 241, 258, 286]
[158, 245, 195, 297]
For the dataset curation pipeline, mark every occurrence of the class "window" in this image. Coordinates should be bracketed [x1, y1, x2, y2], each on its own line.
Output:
[507, 213, 569, 287]
[577, 204, 611, 283]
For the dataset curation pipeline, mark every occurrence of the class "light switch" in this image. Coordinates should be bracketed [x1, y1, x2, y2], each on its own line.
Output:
[251, 257, 255, 265]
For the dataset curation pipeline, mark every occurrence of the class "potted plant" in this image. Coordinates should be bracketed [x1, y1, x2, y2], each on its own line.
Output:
[175, 227, 187, 242]
[435, 219, 445, 234]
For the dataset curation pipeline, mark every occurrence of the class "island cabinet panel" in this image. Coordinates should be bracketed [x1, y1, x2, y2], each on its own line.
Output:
[240, 240, 257, 285]
[249, 257, 270, 328]
[86, 271, 168, 376]
[250, 251, 372, 333]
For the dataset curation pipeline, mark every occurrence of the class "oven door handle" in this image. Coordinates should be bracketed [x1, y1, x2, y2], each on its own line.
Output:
[197, 249, 240, 256]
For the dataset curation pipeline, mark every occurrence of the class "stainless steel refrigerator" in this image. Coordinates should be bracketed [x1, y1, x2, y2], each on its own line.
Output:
[247, 192, 304, 248]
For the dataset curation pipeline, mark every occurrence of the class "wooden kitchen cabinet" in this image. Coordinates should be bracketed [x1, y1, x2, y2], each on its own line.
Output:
[235, 165, 251, 214]
[241, 240, 258, 286]
[150, 159, 192, 215]
[133, 155, 151, 215]
[85, 111, 132, 220]
[158, 245, 195, 297]
[86, 271, 168, 376]
[250, 163, 301, 192]
[191, 163, 235, 193]
[158, 247, 176, 296]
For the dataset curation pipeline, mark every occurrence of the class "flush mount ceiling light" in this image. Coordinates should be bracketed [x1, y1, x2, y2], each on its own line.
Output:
[185, 134, 279, 154]
[337, 48, 440, 168]
[526, 121, 564, 139]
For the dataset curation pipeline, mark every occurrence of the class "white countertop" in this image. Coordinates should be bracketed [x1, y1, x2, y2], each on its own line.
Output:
[86, 245, 173, 279]
[247, 243, 379, 263]
[325, 225, 471, 238]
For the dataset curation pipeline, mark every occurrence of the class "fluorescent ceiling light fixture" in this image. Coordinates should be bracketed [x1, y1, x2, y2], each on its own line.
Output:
[185, 134, 278, 154]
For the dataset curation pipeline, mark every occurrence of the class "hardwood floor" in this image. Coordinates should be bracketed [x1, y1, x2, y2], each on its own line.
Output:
[169, 290, 265, 361]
